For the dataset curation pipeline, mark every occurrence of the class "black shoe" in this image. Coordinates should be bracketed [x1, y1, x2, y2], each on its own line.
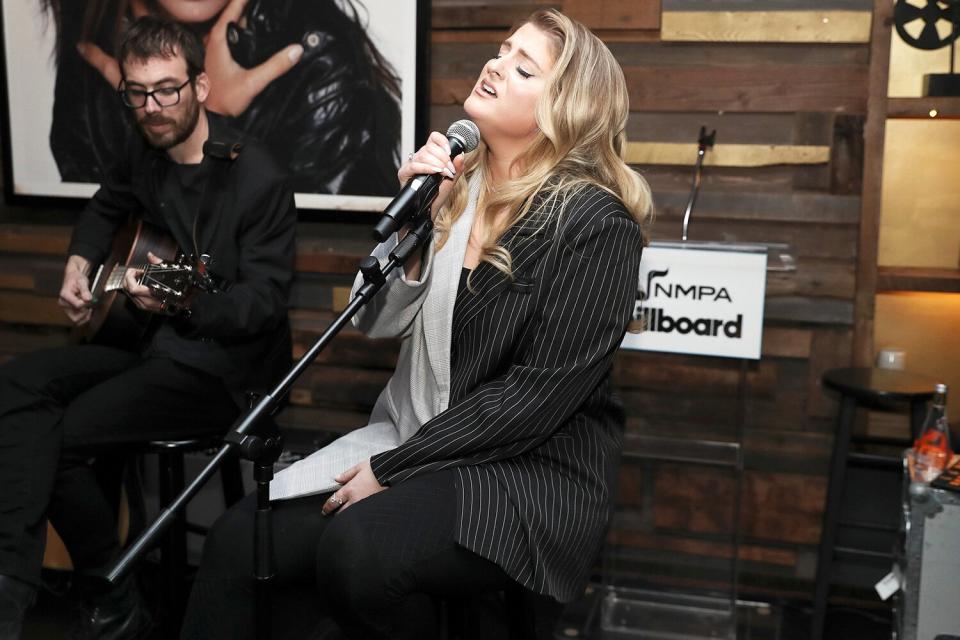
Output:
[0, 575, 38, 640]
[67, 574, 154, 640]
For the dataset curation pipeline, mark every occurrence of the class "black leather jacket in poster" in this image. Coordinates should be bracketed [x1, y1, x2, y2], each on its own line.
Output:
[49, 0, 402, 197]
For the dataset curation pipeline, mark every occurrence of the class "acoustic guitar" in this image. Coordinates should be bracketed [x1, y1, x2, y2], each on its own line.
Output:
[75, 217, 215, 350]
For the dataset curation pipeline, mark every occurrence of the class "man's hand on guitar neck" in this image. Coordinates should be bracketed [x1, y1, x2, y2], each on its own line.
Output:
[123, 252, 170, 315]
[59, 255, 93, 326]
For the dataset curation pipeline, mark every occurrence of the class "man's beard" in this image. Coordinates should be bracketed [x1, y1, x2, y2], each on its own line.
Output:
[136, 97, 201, 151]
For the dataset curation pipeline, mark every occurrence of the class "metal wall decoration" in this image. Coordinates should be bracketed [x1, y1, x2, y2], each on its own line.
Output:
[893, 0, 960, 95]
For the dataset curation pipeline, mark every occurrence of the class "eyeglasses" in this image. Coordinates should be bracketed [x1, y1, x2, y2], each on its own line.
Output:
[118, 79, 191, 109]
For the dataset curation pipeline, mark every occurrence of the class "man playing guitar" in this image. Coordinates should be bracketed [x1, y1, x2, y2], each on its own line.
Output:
[0, 17, 296, 639]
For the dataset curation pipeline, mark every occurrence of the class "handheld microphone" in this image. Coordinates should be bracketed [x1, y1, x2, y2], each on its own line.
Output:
[373, 120, 480, 241]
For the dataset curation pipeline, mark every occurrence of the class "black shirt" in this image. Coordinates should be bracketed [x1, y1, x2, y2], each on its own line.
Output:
[143, 160, 232, 377]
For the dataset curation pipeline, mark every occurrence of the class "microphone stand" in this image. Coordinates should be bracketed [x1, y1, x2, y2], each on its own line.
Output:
[103, 211, 436, 639]
[681, 126, 716, 242]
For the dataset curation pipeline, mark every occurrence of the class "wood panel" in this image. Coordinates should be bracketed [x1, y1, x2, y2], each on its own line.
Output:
[608, 529, 800, 568]
[431, 0, 557, 29]
[431, 0, 661, 30]
[626, 142, 830, 167]
[661, 10, 872, 44]
[564, 0, 661, 30]
[0, 292, 71, 327]
[622, 65, 868, 113]
[432, 65, 868, 112]
[0, 224, 71, 255]
[431, 40, 870, 70]
[886, 97, 960, 120]
[877, 266, 960, 293]
[651, 189, 860, 224]
[662, 0, 874, 9]
[434, 108, 837, 156]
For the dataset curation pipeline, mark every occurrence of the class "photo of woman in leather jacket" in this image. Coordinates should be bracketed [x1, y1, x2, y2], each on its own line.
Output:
[43, 0, 403, 197]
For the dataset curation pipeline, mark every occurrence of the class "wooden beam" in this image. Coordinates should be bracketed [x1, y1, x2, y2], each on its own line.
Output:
[886, 97, 960, 120]
[852, 0, 893, 367]
[876, 267, 960, 293]
[627, 142, 830, 167]
[661, 10, 872, 43]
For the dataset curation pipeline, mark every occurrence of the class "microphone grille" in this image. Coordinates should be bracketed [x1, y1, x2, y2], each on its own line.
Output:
[447, 120, 481, 153]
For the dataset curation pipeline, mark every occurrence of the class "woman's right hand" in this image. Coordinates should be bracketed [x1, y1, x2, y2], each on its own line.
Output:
[400, 131, 466, 219]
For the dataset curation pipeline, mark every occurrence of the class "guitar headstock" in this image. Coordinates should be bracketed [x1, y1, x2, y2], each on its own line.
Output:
[139, 258, 198, 304]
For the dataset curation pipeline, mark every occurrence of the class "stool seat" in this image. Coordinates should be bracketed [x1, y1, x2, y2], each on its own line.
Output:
[142, 436, 221, 451]
[822, 367, 937, 405]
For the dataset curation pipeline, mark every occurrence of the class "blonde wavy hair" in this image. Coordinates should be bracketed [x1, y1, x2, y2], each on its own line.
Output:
[434, 9, 653, 278]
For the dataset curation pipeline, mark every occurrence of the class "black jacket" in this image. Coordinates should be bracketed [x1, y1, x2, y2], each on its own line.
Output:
[68, 113, 297, 403]
[50, 0, 401, 196]
[370, 187, 644, 602]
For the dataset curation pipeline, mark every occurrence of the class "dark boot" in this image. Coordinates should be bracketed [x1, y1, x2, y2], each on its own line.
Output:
[0, 575, 38, 640]
[67, 573, 154, 640]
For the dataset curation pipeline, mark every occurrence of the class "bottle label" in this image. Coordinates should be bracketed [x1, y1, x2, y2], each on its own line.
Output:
[914, 449, 948, 482]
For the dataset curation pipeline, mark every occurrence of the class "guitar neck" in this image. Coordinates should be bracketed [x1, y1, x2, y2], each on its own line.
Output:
[103, 264, 147, 293]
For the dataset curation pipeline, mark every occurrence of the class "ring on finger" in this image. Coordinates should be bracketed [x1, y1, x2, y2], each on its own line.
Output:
[329, 494, 344, 507]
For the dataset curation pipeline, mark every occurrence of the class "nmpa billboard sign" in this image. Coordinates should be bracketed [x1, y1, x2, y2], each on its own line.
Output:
[621, 245, 767, 359]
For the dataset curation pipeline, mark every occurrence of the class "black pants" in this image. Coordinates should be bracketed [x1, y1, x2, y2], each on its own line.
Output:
[181, 470, 527, 640]
[0, 344, 237, 587]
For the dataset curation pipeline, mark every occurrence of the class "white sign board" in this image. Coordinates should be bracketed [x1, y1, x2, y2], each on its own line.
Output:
[621, 246, 767, 360]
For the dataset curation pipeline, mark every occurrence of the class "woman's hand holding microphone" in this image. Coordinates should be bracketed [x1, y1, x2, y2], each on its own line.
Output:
[399, 130, 467, 222]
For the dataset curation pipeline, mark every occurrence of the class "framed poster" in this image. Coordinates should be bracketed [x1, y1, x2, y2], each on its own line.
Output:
[0, 0, 428, 211]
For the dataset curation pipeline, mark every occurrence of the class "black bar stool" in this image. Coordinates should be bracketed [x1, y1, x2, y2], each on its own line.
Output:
[811, 367, 936, 640]
[128, 436, 245, 638]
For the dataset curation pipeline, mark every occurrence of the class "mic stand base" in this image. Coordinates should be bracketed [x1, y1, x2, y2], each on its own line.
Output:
[224, 423, 283, 639]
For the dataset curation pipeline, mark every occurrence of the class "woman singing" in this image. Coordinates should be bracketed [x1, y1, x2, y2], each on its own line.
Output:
[182, 9, 653, 639]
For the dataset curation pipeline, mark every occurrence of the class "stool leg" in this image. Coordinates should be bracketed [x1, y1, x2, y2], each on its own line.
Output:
[158, 450, 188, 638]
[812, 395, 857, 640]
[220, 451, 245, 507]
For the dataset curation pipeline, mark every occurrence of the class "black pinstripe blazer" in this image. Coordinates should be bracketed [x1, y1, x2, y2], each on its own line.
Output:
[370, 185, 643, 602]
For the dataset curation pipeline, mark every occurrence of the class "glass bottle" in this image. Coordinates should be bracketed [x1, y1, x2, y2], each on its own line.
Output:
[913, 383, 952, 483]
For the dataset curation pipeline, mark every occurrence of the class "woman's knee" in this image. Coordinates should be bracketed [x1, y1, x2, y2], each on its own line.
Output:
[314, 511, 383, 607]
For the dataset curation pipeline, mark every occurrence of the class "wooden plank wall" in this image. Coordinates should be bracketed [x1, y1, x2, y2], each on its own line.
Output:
[0, 0, 881, 598]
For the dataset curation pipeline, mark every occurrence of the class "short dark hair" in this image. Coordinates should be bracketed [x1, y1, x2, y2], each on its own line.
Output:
[118, 17, 205, 81]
